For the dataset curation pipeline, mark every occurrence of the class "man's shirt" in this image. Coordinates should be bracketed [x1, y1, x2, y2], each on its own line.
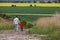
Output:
[13, 17, 20, 24]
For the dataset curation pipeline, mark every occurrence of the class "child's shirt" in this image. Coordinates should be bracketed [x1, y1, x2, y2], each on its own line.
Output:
[19, 23, 24, 28]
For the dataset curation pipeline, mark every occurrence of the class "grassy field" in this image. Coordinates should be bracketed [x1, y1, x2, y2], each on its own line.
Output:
[29, 15, 60, 40]
[8, 15, 51, 22]
[0, 14, 60, 40]
[0, 3, 60, 13]
[29, 25, 60, 40]
[0, 6, 60, 14]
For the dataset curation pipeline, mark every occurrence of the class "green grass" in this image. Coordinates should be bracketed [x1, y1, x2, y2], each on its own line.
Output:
[9, 15, 51, 22]
[29, 25, 60, 40]
[29, 25, 54, 34]
[0, 25, 14, 30]
[0, 6, 60, 14]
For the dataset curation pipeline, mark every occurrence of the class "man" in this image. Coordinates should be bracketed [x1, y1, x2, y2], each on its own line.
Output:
[13, 16, 20, 32]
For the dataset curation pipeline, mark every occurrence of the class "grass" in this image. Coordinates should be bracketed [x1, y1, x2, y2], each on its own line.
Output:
[29, 25, 54, 34]
[0, 15, 60, 40]
[29, 24, 60, 40]
[9, 15, 51, 22]
[0, 25, 14, 30]
[0, 6, 60, 14]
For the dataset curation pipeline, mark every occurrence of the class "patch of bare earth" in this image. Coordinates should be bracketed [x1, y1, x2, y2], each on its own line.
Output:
[36, 14, 60, 27]
[0, 30, 41, 40]
[0, 17, 13, 26]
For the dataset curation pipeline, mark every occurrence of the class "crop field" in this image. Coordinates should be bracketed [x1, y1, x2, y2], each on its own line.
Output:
[0, 6, 60, 13]
[9, 15, 50, 22]
[0, 3, 60, 7]
[0, 3, 60, 13]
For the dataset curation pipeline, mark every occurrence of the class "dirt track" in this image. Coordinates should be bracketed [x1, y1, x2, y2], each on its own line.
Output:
[0, 30, 41, 40]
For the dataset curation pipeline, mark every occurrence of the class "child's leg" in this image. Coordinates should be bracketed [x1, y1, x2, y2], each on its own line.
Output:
[21, 28, 23, 32]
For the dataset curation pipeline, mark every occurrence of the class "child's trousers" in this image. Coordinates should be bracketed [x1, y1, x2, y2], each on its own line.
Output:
[21, 28, 23, 32]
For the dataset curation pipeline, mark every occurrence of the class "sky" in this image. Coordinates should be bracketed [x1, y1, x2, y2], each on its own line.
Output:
[0, 0, 55, 2]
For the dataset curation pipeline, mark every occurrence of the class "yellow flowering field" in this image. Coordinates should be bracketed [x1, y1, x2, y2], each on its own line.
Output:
[0, 3, 60, 7]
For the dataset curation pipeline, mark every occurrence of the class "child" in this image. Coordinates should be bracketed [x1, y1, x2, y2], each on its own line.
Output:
[19, 22, 24, 32]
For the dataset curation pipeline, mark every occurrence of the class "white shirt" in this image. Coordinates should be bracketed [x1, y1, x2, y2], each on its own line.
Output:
[13, 17, 20, 24]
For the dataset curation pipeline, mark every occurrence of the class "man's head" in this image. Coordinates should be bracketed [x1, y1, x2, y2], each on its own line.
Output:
[16, 16, 18, 17]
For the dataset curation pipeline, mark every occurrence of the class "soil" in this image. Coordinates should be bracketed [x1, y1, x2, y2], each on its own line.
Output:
[0, 30, 41, 40]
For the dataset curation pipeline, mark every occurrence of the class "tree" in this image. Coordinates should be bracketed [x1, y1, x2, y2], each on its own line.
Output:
[48, 1, 51, 3]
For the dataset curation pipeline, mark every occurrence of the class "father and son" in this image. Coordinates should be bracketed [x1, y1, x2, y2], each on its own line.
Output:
[13, 16, 24, 32]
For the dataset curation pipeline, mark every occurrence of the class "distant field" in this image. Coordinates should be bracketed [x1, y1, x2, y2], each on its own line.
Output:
[0, 3, 60, 13]
[0, 3, 60, 7]
[9, 15, 51, 22]
[0, 6, 60, 14]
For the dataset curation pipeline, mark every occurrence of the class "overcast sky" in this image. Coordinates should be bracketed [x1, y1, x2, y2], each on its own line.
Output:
[0, 0, 55, 1]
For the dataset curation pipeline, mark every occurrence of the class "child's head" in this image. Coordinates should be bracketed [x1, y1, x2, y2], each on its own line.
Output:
[21, 21, 24, 23]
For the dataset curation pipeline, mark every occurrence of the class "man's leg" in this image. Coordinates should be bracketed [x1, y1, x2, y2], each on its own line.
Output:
[15, 24, 18, 32]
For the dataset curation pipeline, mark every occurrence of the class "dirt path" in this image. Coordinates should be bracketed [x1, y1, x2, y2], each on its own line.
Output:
[0, 30, 41, 40]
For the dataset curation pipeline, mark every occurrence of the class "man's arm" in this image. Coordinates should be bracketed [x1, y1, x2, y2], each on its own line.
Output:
[13, 19, 15, 24]
[18, 18, 20, 24]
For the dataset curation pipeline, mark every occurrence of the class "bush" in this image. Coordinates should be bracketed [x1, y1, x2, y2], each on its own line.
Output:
[30, 4, 32, 7]
[0, 14, 11, 20]
[0, 14, 6, 18]
[33, 1, 36, 3]
[11, 5, 16, 7]
[34, 5, 36, 7]
[20, 1, 24, 3]
[27, 23, 33, 28]
[48, 1, 51, 3]
[22, 20, 27, 25]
